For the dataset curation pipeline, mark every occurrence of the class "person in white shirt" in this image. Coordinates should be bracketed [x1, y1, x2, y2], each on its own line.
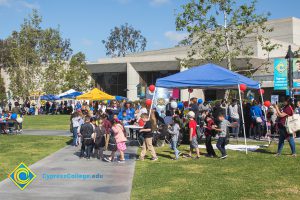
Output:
[228, 99, 240, 138]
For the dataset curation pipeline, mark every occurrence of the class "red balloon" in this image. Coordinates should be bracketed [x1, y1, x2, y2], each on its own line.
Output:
[264, 100, 271, 107]
[239, 84, 247, 92]
[188, 88, 193, 93]
[149, 85, 155, 92]
[258, 89, 265, 95]
[145, 99, 152, 106]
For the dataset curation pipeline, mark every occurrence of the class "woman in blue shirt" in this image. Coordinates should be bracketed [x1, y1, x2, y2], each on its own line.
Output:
[250, 100, 263, 140]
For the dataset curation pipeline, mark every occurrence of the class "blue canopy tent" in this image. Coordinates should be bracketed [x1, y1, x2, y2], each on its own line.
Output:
[40, 94, 60, 101]
[115, 96, 128, 101]
[156, 63, 260, 89]
[156, 63, 261, 154]
[60, 91, 83, 99]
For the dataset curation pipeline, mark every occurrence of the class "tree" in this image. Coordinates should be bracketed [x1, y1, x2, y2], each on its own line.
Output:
[62, 52, 92, 92]
[0, 39, 9, 103]
[2, 10, 72, 99]
[102, 23, 147, 57]
[4, 10, 43, 100]
[176, 0, 280, 76]
[42, 27, 72, 94]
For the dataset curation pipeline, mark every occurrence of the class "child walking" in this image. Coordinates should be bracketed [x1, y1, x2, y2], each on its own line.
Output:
[184, 111, 200, 159]
[168, 116, 181, 160]
[139, 113, 158, 161]
[94, 119, 106, 160]
[213, 113, 237, 159]
[104, 121, 127, 163]
[203, 113, 217, 158]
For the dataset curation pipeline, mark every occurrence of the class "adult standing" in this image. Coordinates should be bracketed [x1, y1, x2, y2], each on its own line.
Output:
[12, 102, 22, 133]
[118, 102, 135, 122]
[71, 112, 81, 146]
[250, 100, 263, 140]
[79, 116, 94, 159]
[190, 97, 199, 120]
[274, 98, 296, 157]
[228, 99, 240, 138]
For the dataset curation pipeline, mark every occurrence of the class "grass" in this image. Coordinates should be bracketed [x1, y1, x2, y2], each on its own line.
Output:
[0, 134, 71, 181]
[131, 141, 300, 200]
[22, 115, 70, 130]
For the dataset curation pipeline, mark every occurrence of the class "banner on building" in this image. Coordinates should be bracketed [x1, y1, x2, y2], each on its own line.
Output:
[293, 58, 300, 88]
[274, 58, 288, 90]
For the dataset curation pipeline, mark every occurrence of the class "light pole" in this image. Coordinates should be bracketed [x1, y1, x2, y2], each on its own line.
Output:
[285, 45, 294, 102]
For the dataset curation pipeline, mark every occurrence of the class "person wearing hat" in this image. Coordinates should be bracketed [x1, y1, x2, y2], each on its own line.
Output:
[183, 111, 200, 159]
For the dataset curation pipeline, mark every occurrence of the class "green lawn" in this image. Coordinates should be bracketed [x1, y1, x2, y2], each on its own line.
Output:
[132, 141, 300, 200]
[0, 135, 71, 181]
[22, 115, 70, 130]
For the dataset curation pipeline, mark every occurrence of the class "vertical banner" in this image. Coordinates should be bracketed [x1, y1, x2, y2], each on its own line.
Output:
[151, 87, 171, 115]
[293, 58, 300, 88]
[172, 88, 180, 99]
[274, 58, 288, 90]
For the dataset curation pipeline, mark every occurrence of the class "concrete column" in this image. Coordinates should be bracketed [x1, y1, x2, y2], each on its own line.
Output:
[180, 66, 205, 101]
[127, 62, 139, 101]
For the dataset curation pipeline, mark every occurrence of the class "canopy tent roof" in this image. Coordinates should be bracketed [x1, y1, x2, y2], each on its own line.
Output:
[156, 63, 260, 89]
[76, 88, 115, 101]
[60, 91, 83, 99]
[40, 94, 60, 101]
[115, 96, 128, 101]
[58, 89, 76, 97]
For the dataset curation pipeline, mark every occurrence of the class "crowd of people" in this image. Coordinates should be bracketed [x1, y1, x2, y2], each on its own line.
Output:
[1, 96, 299, 160]
[70, 97, 300, 162]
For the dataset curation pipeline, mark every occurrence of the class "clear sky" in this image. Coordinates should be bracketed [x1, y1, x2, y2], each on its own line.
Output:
[1, 0, 300, 62]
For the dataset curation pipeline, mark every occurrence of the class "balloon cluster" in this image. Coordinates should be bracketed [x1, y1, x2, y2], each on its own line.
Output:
[145, 85, 156, 107]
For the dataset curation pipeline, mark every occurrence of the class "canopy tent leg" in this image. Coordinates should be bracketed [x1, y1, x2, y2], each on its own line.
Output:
[238, 84, 248, 154]
[149, 87, 157, 118]
[259, 85, 271, 145]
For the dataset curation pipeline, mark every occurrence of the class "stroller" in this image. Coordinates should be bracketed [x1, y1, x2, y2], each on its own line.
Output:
[153, 124, 170, 147]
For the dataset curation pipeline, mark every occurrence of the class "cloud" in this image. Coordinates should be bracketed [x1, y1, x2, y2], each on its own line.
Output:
[164, 31, 187, 42]
[150, 0, 170, 6]
[0, 0, 40, 9]
[82, 38, 93, 46]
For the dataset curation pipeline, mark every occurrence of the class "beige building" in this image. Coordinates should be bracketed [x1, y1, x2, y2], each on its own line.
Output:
[87, 17, 300, 101]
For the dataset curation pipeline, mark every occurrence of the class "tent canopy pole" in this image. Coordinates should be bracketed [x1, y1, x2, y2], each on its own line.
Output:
[259, 85, 271, 144]
[148, 87, 157, 118]
[238, 84, 248, 154]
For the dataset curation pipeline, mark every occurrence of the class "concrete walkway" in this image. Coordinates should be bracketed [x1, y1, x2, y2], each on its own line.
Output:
[22, 130, 71, 136]
[0, 144, 138, 200]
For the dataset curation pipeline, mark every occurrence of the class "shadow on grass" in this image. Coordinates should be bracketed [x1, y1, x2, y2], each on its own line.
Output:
[254, 148, 275, 155]
[65, 137, 73, 145]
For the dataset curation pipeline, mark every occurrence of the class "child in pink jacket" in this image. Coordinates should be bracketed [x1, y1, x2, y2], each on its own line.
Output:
[104, 121, 127, 163]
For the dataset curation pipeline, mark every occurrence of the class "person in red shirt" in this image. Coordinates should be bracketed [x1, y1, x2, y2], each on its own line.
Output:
[274, 97, 296, 157]
[183, 111, 200, 159]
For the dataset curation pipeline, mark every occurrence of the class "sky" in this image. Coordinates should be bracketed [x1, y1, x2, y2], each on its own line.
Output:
[1, 0, 300, 62]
